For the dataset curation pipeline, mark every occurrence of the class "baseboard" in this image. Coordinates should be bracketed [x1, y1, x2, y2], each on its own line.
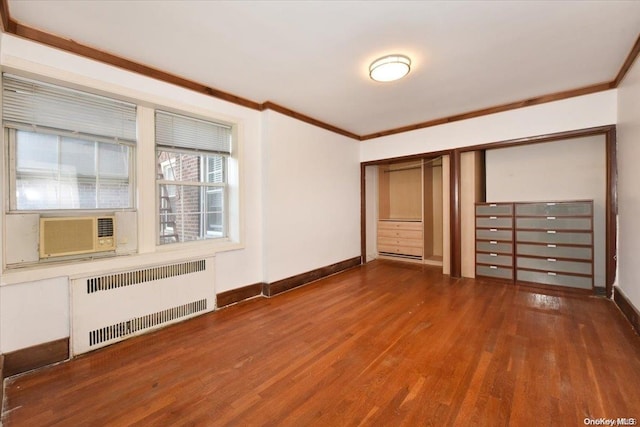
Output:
[1, 353, 4, 406]
[265, 256, 362, 297]
[614, 286, 640, 336]
[217, 282, 266, 308]
[3, 338, 69, 378]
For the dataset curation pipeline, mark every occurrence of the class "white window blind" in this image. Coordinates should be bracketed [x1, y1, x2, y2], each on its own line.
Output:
[3, 74, 137, 142]
[155, 111, 231, 155]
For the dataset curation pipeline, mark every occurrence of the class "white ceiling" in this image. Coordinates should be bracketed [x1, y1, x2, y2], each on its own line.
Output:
[7, 0, 640, 137]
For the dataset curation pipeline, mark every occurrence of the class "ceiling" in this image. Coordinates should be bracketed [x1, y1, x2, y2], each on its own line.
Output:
[6, 1, 640, 138]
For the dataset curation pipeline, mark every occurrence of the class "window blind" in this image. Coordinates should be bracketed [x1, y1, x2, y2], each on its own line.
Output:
[155, 111, 231, 155]
[2, 74, 137, 143]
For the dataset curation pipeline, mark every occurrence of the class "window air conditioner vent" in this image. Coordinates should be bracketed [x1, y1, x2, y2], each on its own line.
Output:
[97, 217, 114, 237]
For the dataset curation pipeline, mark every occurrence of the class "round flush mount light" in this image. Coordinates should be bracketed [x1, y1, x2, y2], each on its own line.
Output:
[369, 54, 411, 82]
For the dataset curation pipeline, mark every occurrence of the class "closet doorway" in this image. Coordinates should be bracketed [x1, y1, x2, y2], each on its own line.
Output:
[364, 156, 450, 272]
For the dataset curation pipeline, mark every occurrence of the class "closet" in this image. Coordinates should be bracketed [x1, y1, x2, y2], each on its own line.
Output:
[376, 158, 444, 266]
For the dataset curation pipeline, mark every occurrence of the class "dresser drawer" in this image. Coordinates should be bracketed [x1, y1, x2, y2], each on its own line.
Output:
[515, 217, 591, 231]
[516, 257, 592, 275]
[378, 221, 423, 231]
[476, 253, 513, 267]
[378, 228, 422, 239]
[378, 245, 423, 257]
[476, 241, 513, 254]
[476, 265, 513, 280]
[516, 243, 592, 260]
[476, 229, 513, 241]
[476, 204, 513, 216]
[515, 202, 592, 217]
[476, 217, 513, 229]
[378, 237, 422, 248]
[516, 230, 592, 245]
[517, 269, 592, 289]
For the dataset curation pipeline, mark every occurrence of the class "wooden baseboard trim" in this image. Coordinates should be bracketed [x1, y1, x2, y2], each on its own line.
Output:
[3, 338, 69, 378]
[217, 283, 266, 308]
[265, 256, 362, 297]
[1, 353, 4, 406]
[614, 286, 640, 336]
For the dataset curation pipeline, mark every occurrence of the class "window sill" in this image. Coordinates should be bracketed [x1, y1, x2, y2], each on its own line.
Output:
[1, 238, 244, 286]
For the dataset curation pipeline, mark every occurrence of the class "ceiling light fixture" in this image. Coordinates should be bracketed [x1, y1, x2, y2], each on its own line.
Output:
[369, 54, 411, 82]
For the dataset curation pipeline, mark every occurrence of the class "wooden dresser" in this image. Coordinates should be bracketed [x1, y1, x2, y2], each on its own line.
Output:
[377, 220, 423, 260]
[475, 200, 594, 290]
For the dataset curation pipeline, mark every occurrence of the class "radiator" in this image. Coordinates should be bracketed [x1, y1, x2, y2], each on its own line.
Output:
[71, 257, 215, 355]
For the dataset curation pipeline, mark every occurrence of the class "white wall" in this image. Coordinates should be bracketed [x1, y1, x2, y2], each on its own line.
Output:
[617, 54, 640, 310]
[0, 277, 68, 352]
[360, 90, 617, 163]
[485, 136, 606, 286]
[263, 110, 361, 282]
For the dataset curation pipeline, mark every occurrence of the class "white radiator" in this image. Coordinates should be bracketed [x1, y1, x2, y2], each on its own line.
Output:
[71, 257, 215, 355]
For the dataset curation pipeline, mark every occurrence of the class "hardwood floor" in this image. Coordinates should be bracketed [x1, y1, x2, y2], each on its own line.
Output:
[3, 260, 640, 426]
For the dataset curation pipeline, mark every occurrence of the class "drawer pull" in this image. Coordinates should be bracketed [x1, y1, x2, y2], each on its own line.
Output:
[490, 203, 497, 207]
[547, 216, 556, 220]
[547, 244, 556, 248]
[547, 258, 557, 262]
[489, 266, 498, 269]
[490, 253, 498, 257]
[547, 230, 556, 234]
[490, 228, 498, 232]
[490, 216, 497, 219]
[546, 203, 556, 206]
[547, 272, 557, 276]
[490, 241, 498, 244]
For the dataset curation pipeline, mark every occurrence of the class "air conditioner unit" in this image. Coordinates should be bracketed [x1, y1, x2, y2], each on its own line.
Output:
[40, 216, 116, 258]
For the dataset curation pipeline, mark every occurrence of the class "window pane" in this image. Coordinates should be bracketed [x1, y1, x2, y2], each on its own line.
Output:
[156, 150, 201, 183]
[206, 187, 224, 236]
[97, 180, 130, 209]
[12, 129, 132, 210]
[206, 156, 225, 183]
[60, 178, 96, 209]
[16, 177, 60, 210]
[157, 183, 225, 244]
[16, 130, 58, 172]
[60, 137, 96, 177]
[99, 143, 129, 178]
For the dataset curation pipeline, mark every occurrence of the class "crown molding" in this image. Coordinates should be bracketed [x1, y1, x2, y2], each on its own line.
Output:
[613, 33, 640, 88]
[0, 5, 637, 142]
[359, 81, 614, 140]
[261, 101, 360, 140]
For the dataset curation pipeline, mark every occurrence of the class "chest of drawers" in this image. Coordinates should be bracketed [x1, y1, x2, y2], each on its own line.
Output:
[475, 200, 594, 290]
[377, 220, 423, 259]
[475, 203, 514, 281]
[514, 201, 593, 290]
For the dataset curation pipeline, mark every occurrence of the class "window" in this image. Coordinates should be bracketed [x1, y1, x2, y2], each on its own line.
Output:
[3, 74, 136, 211]
[155, 111, 231, 245]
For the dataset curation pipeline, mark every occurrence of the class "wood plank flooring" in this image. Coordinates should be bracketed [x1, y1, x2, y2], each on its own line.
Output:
[3, 259, 640, 426]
